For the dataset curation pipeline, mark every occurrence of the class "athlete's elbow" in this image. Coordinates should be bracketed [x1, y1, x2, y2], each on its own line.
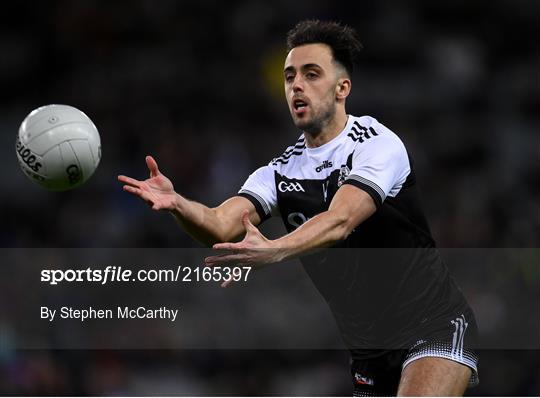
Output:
[205, 208, 237, 245]
[333, 226, 353, 242]
[330, 214, 355, 242]
[207, 227, 237, 245]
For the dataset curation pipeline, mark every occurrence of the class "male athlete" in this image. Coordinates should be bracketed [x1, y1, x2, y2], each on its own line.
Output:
[119, 20, 479, 396]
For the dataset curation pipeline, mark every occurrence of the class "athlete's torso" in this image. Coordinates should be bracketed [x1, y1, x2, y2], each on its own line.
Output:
[238, 115, 472, 351]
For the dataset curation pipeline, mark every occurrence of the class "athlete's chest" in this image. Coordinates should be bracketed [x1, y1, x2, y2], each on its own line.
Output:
[274, 150, 354, 231]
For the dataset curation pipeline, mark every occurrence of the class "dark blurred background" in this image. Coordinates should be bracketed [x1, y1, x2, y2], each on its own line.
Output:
[1, 0, 540, 395]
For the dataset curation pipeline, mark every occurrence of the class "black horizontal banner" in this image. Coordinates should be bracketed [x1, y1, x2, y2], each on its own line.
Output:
[0, 248, 538, 350]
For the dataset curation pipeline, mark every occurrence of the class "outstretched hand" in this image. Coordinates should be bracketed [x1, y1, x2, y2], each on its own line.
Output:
[118, 156, 177, 211]
[205, 210, 283, 287]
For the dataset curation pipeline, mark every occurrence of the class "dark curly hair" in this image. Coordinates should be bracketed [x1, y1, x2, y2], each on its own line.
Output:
[286, 20, 363, 77]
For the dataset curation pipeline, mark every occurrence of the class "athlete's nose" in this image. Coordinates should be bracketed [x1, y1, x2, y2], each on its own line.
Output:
[292, 75, 304, 93]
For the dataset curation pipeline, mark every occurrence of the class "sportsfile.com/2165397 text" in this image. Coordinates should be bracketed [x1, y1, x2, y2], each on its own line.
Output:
[40, 266, 252, 285]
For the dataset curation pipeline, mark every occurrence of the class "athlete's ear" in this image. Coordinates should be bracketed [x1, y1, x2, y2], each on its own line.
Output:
[336, 78, 351, 100]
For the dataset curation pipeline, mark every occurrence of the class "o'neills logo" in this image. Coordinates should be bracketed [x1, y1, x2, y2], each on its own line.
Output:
[315, 160, 333, 172]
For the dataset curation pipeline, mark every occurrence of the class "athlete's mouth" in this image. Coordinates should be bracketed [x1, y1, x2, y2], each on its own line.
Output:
[293, 98, 309, 113]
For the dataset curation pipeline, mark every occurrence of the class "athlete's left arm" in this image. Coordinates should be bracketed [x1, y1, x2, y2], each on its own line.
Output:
[274, 184, 376, 256]
[205, 184, 375, 282]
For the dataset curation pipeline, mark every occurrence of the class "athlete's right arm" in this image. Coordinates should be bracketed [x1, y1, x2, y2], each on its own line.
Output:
[118, 156, 261, 246]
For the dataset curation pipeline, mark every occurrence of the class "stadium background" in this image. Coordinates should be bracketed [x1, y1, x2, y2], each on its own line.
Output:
[1, 0, 540, 395]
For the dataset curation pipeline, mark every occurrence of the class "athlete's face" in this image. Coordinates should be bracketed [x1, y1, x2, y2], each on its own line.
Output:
[284, 43, 343, 135]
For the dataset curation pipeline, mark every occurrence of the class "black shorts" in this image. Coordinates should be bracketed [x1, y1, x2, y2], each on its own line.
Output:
[351, 313, 479, 397]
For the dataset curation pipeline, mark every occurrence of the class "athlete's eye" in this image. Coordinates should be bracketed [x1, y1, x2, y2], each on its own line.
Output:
[285, 74, 295, 83]
[306, 72, 318, 80]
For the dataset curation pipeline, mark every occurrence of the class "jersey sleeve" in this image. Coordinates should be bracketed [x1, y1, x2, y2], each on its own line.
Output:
[237, 165, 277, 221]
[343, 125, 410, 208]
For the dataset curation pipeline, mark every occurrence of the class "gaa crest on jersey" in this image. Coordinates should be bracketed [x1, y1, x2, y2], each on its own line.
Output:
[337, 152, 354, 187]
[337, 164, 350, 187]
[278, 181, 305, 193]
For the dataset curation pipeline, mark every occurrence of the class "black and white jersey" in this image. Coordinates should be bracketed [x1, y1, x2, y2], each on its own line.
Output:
[239, 115, 435, 248]
[238, 115, 473, 355]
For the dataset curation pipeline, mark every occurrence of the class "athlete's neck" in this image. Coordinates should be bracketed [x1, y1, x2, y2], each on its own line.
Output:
[303, 110, 348, 148]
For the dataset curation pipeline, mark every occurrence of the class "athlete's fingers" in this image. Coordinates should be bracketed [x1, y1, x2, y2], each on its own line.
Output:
[118, 175, 142, 188]
[123, 184, 147, 200]
[123, 185, 155, 207]
[205, 254, 236, 265]
[146, 155, 160, 178]
[212, 242, 240, 251]
[123, 184, 143, 195]
[205, 253, 246, 266]
[221, 279, 234, 288]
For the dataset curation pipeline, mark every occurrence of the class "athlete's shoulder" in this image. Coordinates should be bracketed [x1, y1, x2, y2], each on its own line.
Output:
[347, 115, 406, 152]
[269, 133, 306, 169]
[347, 115, 401, 141]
